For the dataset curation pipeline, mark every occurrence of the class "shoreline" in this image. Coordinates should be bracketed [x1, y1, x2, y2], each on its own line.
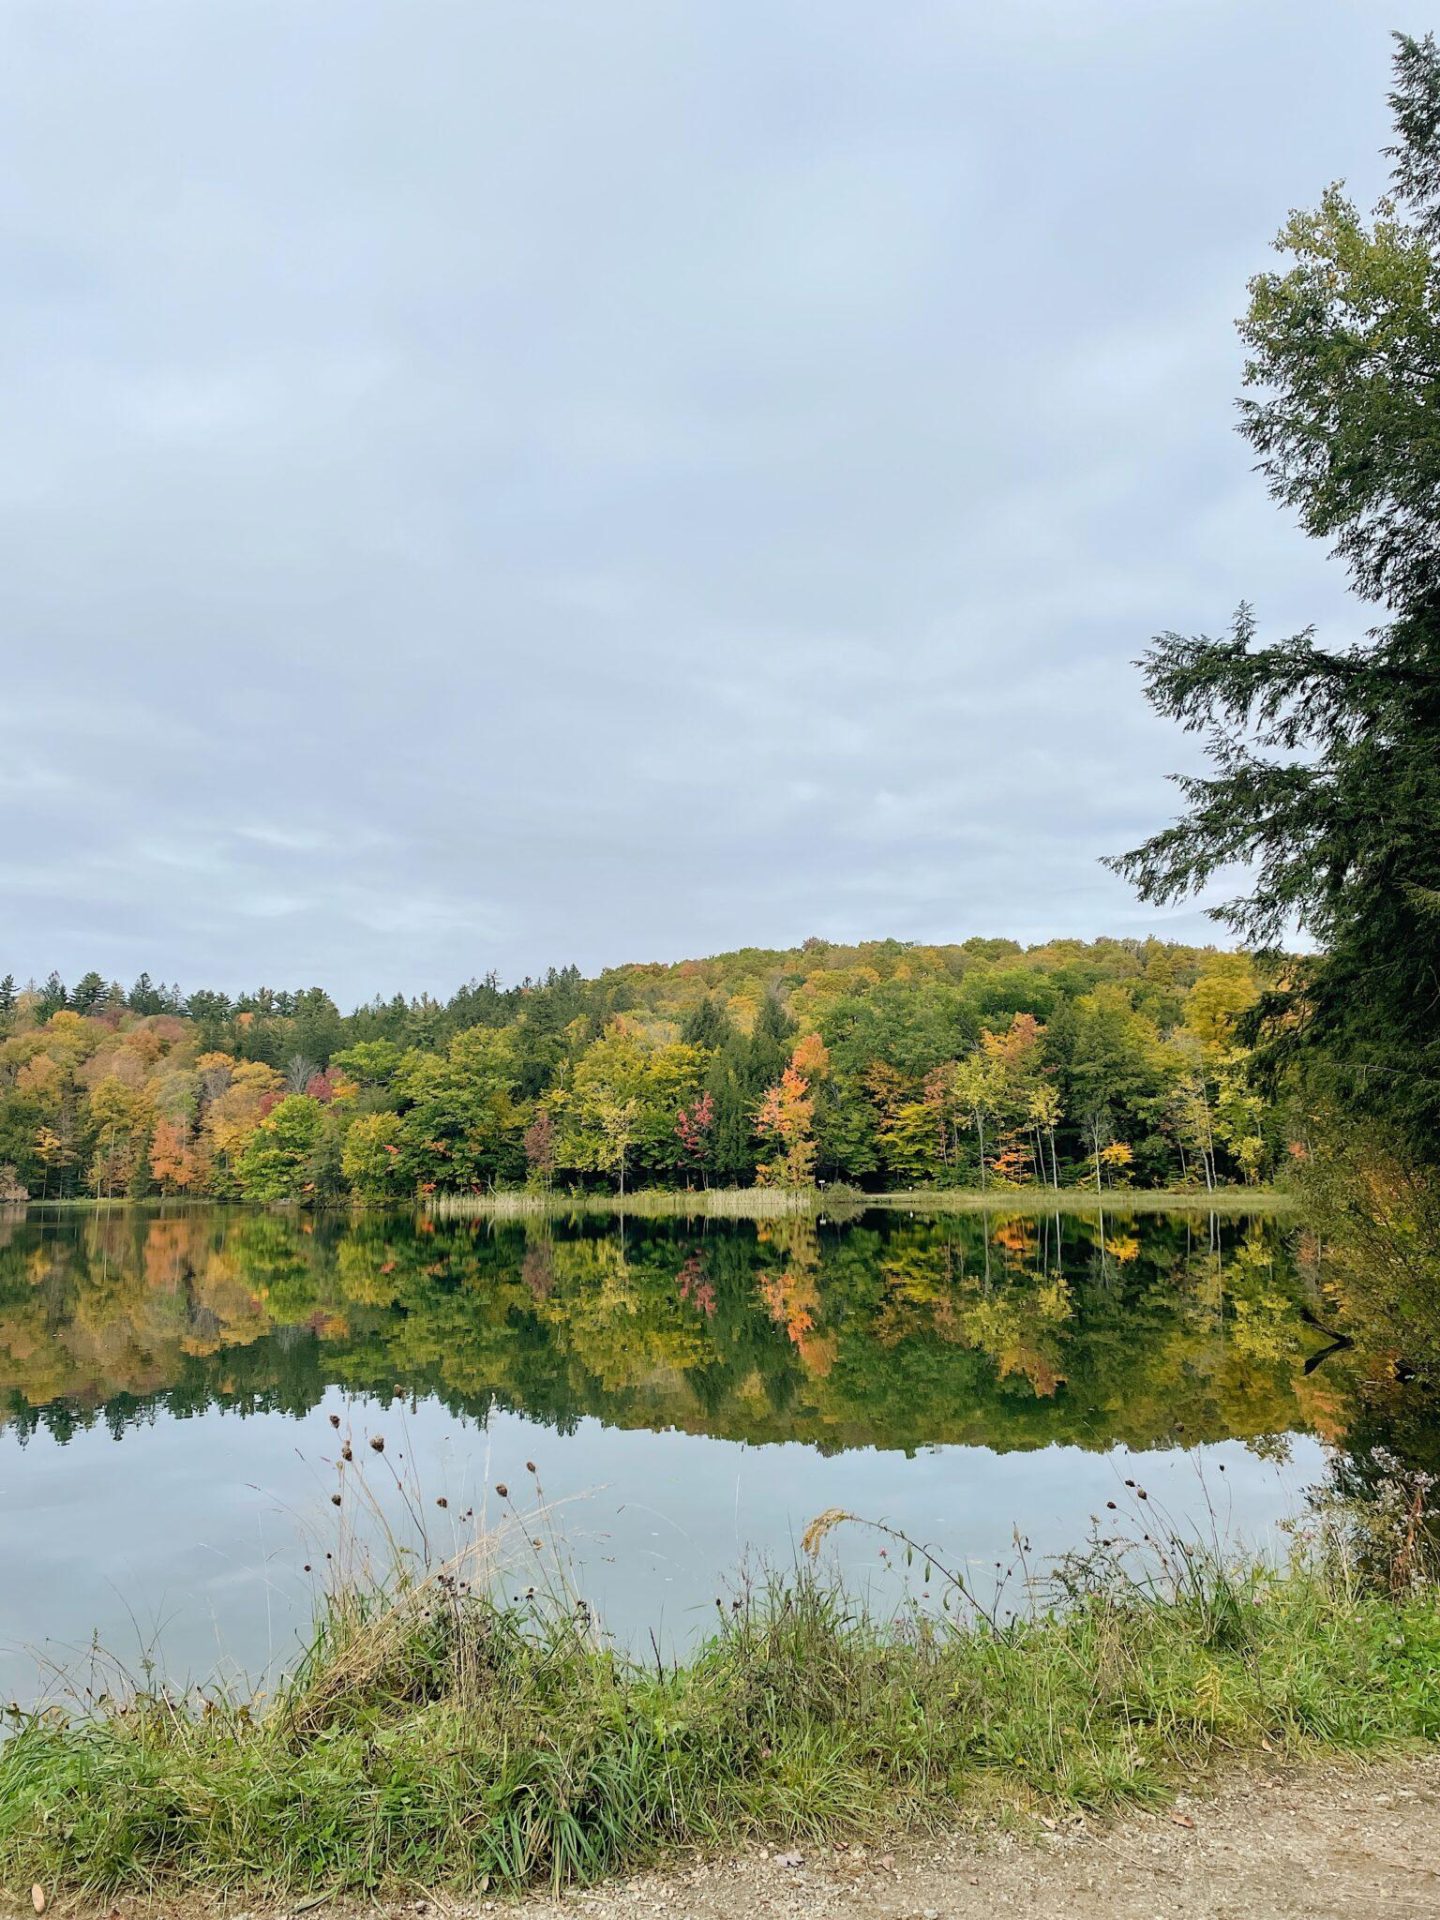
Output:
[14, 1185, 1298, 1220]
[0, 1538, 1433, 1906]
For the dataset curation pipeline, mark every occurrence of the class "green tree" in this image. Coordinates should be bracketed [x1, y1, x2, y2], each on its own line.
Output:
[331, 1039, 405, 1088]
[185, 989, 233, 1051]
[553, 1021, 706, 1192]
[291, 987, 345, 1067]
[680, 995, 735, 1051]
[1110, 35, 1440, 1155]
[1237, 34, 1440, 610]
[128, 973, 165, 1016]
[394, 1025, 527, 1190]
[1057, 987, 1173, 1184]
[69, 972, 106, 1016]
[340, 1109, 408, 1200]
[236, 1095, 325, 1203]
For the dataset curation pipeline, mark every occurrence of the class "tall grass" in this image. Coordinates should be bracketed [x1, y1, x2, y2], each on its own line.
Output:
[0, 1483, 1435, 1904]
[424, 1184, 862, 1221]
[423, 1184, 1294, 1222]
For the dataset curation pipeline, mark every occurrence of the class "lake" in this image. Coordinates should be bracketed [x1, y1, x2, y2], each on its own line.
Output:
[0, 1203, 1360, 1706]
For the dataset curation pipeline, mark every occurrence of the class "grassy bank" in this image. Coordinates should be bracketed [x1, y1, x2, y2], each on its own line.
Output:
[423, 1183, 1295, 1222]
[1, 1523, 1434, 1903]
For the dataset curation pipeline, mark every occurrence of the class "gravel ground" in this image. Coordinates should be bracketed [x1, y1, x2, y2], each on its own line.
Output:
[514, 1753, 1440, 1920]
[11, 1752, 1440, 1920]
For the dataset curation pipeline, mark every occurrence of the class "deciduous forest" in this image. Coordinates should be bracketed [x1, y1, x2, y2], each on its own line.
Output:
[0, 937, 1275, 1203]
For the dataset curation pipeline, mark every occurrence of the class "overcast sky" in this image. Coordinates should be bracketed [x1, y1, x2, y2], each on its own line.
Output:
[0, 2, 1402, 1003]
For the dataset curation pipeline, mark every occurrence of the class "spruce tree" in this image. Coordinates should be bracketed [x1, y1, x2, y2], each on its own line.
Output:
[1111, 33, 1440, 1154]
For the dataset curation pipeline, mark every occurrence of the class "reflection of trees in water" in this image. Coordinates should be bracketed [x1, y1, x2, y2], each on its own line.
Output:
[0, 1206, 1342, 1459]
[1291, 1136, 1440, 1576]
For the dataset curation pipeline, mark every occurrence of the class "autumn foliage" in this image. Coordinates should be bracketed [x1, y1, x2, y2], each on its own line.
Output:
[0, 938, 1279, 1202]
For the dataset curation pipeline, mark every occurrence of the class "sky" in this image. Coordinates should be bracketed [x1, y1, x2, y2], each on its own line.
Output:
[0, 1, 1404, 1005]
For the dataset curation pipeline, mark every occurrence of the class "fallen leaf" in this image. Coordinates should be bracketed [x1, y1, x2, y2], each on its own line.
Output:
[31, 1889, 45, 1916]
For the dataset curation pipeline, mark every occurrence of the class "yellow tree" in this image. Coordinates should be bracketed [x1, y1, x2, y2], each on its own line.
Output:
[88, 1078, 157, 1198]
[1026, 1082, 1063, 1189]
[33, 1125, 77, 1200]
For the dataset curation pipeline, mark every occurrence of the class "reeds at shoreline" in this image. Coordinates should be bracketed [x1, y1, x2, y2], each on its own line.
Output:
[0, 1462, 1432, 1905]
[422, 1183, 1296, 1221]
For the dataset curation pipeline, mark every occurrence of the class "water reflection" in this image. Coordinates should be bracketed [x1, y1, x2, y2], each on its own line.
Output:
[0, 1206, 1344, 1453]
[0, 1202, 1409, 1699]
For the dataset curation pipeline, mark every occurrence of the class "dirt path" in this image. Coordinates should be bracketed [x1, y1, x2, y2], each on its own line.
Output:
[515, 1753, 1440, 1920]
[9, 1752, 1439, 1920]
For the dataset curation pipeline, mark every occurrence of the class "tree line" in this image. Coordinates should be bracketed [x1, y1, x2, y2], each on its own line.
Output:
[0, 936, 1279, 1203]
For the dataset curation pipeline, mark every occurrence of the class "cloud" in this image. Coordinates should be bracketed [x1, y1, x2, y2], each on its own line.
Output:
[0, 0, 1399, 1000]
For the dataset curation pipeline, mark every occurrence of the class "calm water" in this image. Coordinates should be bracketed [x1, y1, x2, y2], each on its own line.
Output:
[0, 1204, 1354, 1704]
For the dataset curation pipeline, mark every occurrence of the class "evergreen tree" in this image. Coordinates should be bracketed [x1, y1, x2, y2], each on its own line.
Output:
[706, 1038, 758, 1186]
[185, 990, 233, 1051]
[1111, 33, 1440, 1156]
[681, 994, 735, 1051]
[128, 973, 166, 1016]
[70, 971, 106, 1015]
[750, 991, 795, 1088]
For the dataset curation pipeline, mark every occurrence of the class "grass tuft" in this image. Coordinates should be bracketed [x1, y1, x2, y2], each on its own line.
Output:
[0, 1515, 1436, 1903]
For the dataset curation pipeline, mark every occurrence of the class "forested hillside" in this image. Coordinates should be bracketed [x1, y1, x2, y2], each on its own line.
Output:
[0, 937, 1279, 1202]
